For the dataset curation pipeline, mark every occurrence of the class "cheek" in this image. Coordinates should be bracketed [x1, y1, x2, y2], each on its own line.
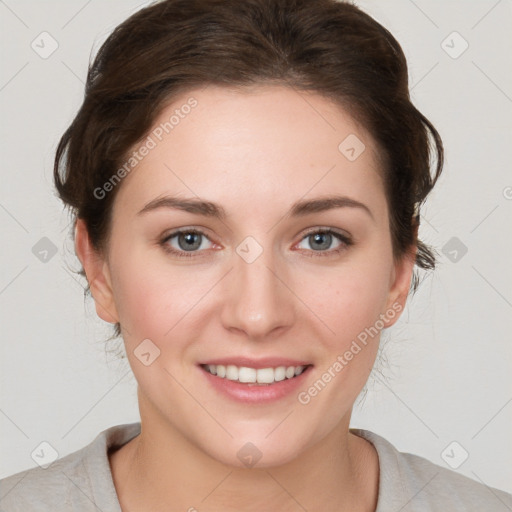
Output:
[109, 248, 193, 340]
[109, 249, 221, 358]
[110, 262, 202, 392]
[309, 262, 392, 346]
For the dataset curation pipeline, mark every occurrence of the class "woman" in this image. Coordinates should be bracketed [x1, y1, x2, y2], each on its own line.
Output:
[1, 0, 510, 510]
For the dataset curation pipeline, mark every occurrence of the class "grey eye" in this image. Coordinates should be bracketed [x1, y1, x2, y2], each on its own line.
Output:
[177, 232, 203, 251]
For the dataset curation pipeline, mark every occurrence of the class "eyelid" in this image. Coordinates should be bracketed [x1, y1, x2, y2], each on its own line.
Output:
[292, 227, 353, 255]
[159, 227, 218, 258]
[299, 226, 351, 239]
[159, 226, 353, 258]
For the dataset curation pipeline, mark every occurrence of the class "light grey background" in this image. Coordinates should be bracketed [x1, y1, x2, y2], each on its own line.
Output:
[1, 0, 511, 495]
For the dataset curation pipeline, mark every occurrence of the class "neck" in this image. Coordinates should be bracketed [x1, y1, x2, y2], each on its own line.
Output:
[109, 399, 379, 512]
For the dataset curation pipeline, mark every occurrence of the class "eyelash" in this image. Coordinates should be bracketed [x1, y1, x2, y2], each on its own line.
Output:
[159, 227, 353, 259]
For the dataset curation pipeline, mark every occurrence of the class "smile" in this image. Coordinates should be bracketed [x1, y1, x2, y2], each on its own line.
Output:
[201, 364, 308, 385]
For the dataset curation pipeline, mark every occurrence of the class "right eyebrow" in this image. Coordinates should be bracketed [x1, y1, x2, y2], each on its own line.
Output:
[137, 196, 227, 219]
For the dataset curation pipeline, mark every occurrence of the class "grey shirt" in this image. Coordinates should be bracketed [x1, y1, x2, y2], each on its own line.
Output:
[1, 422, 511, 511]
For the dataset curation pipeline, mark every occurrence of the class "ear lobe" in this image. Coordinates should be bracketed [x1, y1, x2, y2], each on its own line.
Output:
[74, 218, 119, 324]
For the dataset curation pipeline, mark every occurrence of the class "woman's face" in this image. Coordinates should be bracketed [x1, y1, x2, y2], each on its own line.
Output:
[80, 85, 414, 467]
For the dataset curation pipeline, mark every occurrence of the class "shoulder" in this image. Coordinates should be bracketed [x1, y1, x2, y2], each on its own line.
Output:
[351, 428, 512, 512]
[0, 422, 140, 512]
[0, 442, 95, 511]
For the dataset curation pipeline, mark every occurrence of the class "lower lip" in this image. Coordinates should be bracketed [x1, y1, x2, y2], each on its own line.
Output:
[199, 365, 313, 404]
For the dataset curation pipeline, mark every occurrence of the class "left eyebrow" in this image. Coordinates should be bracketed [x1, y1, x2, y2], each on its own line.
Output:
[290, 195, 374, 221]
[137, 194, 374, 221]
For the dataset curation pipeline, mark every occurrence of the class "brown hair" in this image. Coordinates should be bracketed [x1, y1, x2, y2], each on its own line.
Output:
[54, 0, 443, 340]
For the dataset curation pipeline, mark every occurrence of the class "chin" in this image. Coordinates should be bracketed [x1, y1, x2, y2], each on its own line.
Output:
[198, 427, 313, 470]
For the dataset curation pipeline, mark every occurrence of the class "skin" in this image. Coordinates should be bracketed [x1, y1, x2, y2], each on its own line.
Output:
[75, 84, 416, 512]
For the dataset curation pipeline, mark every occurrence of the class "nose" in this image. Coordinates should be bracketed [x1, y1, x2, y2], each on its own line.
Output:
[220, 245, 296, 340]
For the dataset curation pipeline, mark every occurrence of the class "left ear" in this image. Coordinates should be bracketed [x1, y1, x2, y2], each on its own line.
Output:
[382, 225, 418, 328]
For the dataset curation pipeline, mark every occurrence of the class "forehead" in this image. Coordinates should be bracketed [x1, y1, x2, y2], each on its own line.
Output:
[114, 84, 387, 220]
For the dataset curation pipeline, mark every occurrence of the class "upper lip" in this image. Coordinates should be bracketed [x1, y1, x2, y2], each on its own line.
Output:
[199, 357, 312, 369]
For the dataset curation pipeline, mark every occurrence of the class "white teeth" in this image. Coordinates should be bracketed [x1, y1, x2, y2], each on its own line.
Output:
[203, 364, 307, 384]
[274, 366, 286, 381]
[256, 368, 274, 384]
[226, 365, 238, 381]
[238, 367, 257, 383]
